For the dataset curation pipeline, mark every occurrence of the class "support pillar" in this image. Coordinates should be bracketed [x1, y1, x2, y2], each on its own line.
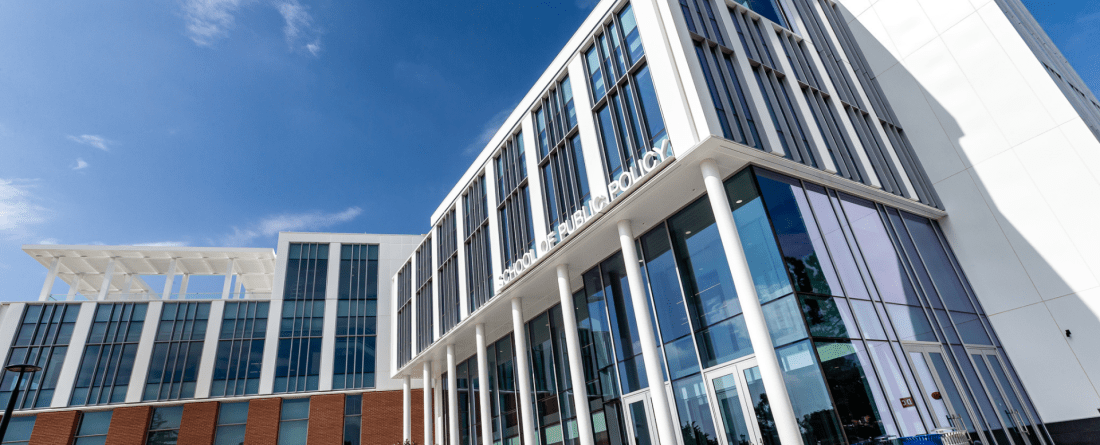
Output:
[448, 344, 459, 445]
[38, 257, 60, 301]
[162, 258, 177, 299]
[178, 274, 190, 299]
[403, 375, 412, 442]
[96, 258, 117, 301]
[66, 274, 81, 301]
[234, 274, 244, 298]
[221, 258, 236, 299]
[700, 159, 803, 445]
[555, 265, 595, 445]
[615, 220, 680, 445]
[424, 361, 434, 445]
[511, 298, 537, 445]
[122, 274, 135, 300]
[476, 324, 492, 445]
[434, 376, 444, 445]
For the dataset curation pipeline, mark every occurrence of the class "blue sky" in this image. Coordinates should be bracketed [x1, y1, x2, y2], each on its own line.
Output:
[0, 0, 1096, 301]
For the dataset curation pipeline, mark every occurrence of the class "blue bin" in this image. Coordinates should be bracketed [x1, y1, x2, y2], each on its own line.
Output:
[898, 434, 944, 445]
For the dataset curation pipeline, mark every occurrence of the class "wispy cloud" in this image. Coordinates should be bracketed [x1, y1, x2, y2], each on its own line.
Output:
[181, 0, 321, 54]
[73, 158, 89, 170]
[0, 179, 49, 238]
[275, 0, 321, 55]
[463, 105, 516, 157]
[38, 238, 60, 245]
[135, 241, 190, 247]
[222, 207, 362, 245]
[67, 134, 112, 151]
[182, 0, 247, 46]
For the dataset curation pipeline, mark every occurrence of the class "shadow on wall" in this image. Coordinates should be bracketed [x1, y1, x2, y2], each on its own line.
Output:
[836, 2, 1100, 444]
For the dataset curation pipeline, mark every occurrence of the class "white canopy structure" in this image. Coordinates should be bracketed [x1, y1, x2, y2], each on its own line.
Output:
[23, 244, 276, 301]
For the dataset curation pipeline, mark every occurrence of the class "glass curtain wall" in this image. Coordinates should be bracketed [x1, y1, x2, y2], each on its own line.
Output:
[146, 406, 183, 445]
[70, 303, 147, 406]
[276, 243, 328, 393]
[145, 302, 209, 401]
[537, 76, 590, 233]
[335, 244, 379, 389]
[211, 301, 268, 396]
[465, 174, 494, 312]
[585, 3, 668, 182]
[0, 303, 79, 409]
[396, 261, 414, 368]
[417, 236, 435, 353]
[438, 209, 459, 335]
[497, 131, 535, 269]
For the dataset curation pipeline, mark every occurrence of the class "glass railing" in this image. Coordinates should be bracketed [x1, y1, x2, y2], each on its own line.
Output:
[47, 291, 273, 302]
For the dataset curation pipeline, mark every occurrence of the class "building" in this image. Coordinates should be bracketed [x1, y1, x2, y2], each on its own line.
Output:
[2, 0, 1099, 445]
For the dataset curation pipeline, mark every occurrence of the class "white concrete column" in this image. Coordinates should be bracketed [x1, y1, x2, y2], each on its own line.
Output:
[403, 375, 413, 442]
[511, 298, 537, 445]
[700, 159, 804, 445]
[0, 303, 27, 375]
[615, 220, 681, 445]
[122, 274, 135, 300]
[476, 324, 492, 445]
[66, 274, 81, 301]
[194, 300, 225, 399]
[320, 243, 341, 392]
[97, 258, 117, 301]
[233, 274, 244, 298]
[221, 258, 236, 299]
[447, 344, 459, 445]
[162, 258, 177, 299]
[434, 376, 445, 445]
[424, 361, 434, 445]
[127, 301, 164, 403]
[38, 257, 61, 301]
[177, 274, 190, 299]
[51, 302, 95, 407]
[555, 264, 595, 445]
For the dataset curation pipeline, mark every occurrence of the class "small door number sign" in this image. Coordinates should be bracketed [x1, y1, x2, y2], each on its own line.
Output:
[900, 397, 916, 408]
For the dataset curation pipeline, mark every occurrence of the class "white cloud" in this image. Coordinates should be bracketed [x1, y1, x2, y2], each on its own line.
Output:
[135, 241, 190, 247]
[67, 134, 112, 151]
[181, 0, 247, 46]
[38, 238, 60, 245]
[463, 105, 516, 156]
[180, 0, 321, 54]
[73, 158, 89, 170]
[0, 179, 49, 237]
[222, 207, 362, 245]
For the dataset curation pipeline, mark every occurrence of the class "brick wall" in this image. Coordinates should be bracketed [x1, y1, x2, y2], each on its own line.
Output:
[307, 394, 344, 445]
[361, 389, 422, 445]
[178, 401, 218, 445]
[29, 410, 80, 445]
[244, 398, 281, 445]
[105, 406, 152, 445]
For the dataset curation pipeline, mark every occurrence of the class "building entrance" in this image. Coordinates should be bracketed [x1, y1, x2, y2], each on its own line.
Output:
[966, 347, 1044, 445]
[703, 357, 774, 445]
[622, 390, 661, 445]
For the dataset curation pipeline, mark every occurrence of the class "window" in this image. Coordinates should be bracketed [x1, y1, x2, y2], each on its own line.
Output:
[145, 302, 209, 401]
[538, 76, 590, 232]
[437, 210, 458, 334]
[214, 402, 248, 445]
[396, 261, 413, 367]
[278, 398, 309, 444]
[146, 406, 183, 445]
[75, 411, 112, 445]
[0, 416, 34, 445]
[276, 243, 328, 393]
[496, 132, 534, 268]
[464, 174, 493, 312]
[587, 4, 668, 181]
[344, 395, 362, 445]
[417, 235, 436, 350]
[335, 244, 379, 390]
[211, 302, 268, 397]
[0, 303, 79, 409]
[71, 303, 147, 406]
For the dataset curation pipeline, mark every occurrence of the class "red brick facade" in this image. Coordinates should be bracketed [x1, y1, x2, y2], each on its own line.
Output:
[361, 389, 423, 445]
[307, 394, 345, 445]
[17, 390, 410, 445]
[178, 401, 218, 445]
[105, 406, 153, 445]
[28, 410, 80, 445]
[244, 397, 282, 445]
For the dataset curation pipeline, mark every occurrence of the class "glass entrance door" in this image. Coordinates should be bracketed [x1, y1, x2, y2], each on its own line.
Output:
[703, 358, 772, 445]
[622, 391, 661, 445]
[967, 347, 1044, 445]
[904, 344, 982, 442]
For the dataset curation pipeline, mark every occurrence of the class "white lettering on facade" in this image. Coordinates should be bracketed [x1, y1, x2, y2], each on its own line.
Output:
[497, 141, 673, 288]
